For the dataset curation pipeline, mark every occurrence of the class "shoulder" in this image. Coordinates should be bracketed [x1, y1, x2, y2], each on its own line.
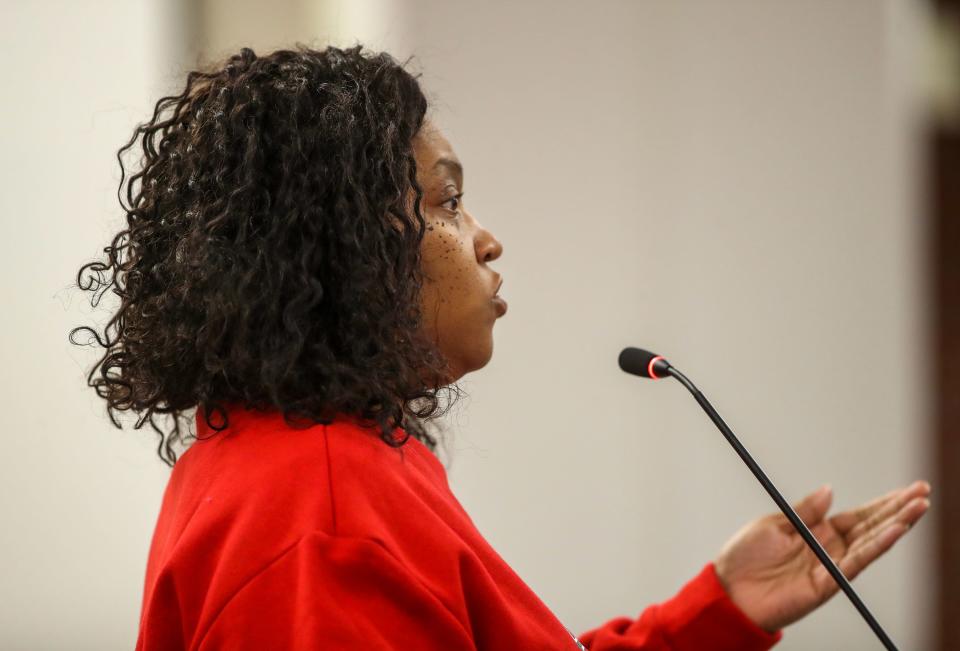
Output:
[320, 419, 453, 536]
[183, 407, 449, 538]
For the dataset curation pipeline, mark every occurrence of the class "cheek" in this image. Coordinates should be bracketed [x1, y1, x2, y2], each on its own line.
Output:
[422, 219, 473, 301]
[418, 220, 494, 373]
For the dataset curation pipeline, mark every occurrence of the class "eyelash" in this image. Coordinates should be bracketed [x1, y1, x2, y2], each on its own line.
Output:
[442, 192, 464, 214]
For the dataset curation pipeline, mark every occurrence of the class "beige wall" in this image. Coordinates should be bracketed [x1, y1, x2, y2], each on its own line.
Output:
[0, 1, 933, 648]
[0, 1, 193, 648]
[410, 2, 932, 649]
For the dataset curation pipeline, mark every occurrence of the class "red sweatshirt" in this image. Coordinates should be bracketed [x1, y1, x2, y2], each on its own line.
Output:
[136, 404, 783, 650]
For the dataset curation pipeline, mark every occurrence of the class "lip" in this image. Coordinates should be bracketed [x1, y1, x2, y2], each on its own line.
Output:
[492, 295, 508, 317]
[492, 276, 506, 316]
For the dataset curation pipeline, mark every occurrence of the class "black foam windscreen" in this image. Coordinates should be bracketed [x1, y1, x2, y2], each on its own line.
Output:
[618, 347, 662, 378]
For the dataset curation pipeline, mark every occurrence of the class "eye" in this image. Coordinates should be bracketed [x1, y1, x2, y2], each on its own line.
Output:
[442, 192, 464, 214]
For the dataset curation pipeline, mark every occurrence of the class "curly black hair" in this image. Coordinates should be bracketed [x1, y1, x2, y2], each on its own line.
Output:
[70, 44, 463, 467]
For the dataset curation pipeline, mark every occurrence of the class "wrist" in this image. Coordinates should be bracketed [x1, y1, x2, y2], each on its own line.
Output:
[652, 563, 782, 650]
[712, 559, 780, 635]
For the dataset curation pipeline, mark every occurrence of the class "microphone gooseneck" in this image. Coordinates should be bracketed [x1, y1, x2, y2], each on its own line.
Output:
[619, 346, 899, 651]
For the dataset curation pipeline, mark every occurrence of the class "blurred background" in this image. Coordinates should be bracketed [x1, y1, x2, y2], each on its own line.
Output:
[2, 0, 957, 649]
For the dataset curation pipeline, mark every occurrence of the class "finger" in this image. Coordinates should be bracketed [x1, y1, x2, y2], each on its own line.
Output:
[830, 480, 931, 536]
[899, 496, 931, 529]
[791, 485, 834, 529]
[828, 488, 901, 535]
[839, 519, 907, 581]
[812, 519, 906, 597]
[857, 496, 931, 542]
[841, 485, 931, 543]
[813, 495, 930, 596]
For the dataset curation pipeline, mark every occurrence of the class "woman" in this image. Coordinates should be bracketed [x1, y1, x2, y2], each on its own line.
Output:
[72, 45, 930, 650]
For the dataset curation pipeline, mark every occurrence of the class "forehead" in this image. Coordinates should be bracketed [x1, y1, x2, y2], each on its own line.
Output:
[413, 121, 458, 168]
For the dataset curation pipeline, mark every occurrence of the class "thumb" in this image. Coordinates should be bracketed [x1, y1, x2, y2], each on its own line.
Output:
[793, 484, 833, 527]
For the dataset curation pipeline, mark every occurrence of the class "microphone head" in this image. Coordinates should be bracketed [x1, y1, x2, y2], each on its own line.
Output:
[618, 347, 670, 379]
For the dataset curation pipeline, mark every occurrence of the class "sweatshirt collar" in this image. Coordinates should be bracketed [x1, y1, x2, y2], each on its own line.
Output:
[194, 401, 406, 442]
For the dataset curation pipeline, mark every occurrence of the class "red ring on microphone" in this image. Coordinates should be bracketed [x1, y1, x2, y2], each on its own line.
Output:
[647, 355, 665, 379]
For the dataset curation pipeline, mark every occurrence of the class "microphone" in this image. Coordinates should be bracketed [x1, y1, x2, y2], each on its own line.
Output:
[618, 346, 899, 651]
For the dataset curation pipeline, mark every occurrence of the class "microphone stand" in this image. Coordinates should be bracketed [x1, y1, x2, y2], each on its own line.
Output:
[663, 363, 899, 651]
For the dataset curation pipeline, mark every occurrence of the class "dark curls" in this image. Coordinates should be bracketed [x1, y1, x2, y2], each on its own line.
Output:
[70, 44, 461, 466]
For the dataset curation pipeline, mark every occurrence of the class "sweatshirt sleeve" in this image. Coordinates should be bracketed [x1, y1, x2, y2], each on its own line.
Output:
[576, 563, 783, 651]
[195, 531, 476, 651]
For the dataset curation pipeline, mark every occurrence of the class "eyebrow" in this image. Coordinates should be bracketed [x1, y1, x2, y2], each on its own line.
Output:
[432, 157, 463, 184]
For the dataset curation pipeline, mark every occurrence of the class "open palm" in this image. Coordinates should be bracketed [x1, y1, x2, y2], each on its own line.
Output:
[713, 480, 930, 633]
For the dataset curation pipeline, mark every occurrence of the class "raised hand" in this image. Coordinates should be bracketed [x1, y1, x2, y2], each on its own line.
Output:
[713, 480, 931, 632]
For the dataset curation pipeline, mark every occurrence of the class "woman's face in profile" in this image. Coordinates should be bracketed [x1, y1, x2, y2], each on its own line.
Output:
[413, 120, 506, 385]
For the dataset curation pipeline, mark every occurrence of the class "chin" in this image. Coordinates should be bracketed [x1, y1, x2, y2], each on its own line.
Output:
[460, 340, 495, 378]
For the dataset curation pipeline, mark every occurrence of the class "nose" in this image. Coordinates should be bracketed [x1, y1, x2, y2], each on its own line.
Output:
[475, 222, 503, 263]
